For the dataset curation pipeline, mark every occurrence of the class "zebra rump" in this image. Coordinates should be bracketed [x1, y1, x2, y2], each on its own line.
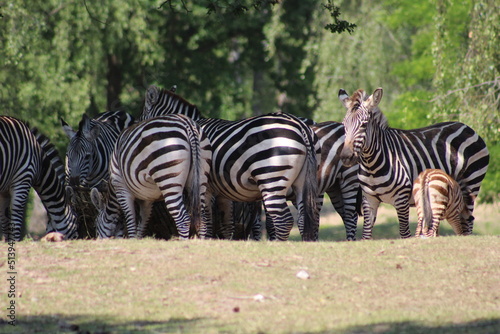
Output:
[413, 169, 473, 237]
[92, 114, 212, 239]
[140, 85, 321, 241]
[0, 116, 78, 241]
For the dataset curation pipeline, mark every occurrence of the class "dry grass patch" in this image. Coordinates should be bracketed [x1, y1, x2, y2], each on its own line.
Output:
[3, 236, 499, 333]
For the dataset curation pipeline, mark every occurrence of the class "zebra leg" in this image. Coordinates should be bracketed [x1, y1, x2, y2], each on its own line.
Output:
[0, 194, 11, 241]
[395, 202, 412, 238]
[262, 195, 295, 241]
[415, 208, 424, 237]
[265, 211, 276, 241]
[7, 185, 31, 241]
[327, 185, 358, 241]
[214, 197, 234, 239]
[361, 195, 380, 240]
[198, 193, 212, 239]
[162, 195, 191, 240]
[247, 201, 262, 241]
[137, 200, 154, 239]
[115, 189, 138, 238]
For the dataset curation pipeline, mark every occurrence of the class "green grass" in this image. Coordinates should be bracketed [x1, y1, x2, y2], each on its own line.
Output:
[3, 236, 500, 334]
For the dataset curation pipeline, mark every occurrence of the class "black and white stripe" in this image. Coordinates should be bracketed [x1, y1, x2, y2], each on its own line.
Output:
[339, 88, 489, 239]
[141, 85, 321, 241]
[413, 169, 472, 237]
[0, 116, 78, 241]
[91, 115, 212, 239]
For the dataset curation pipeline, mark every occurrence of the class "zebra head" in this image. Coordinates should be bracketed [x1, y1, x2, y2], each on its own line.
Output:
[338, 88, 384, 167]
[62, 114, 101, 188]
[141, 85, 202, 121]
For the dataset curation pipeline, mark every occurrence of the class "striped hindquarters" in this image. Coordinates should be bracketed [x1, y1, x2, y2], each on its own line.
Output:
[98, 115, 211, 239]
[413, 169, 470, 237]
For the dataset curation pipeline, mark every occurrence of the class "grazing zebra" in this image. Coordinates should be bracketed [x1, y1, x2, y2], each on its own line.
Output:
[141, 85, 320, 241]
[413, 169, 473, 237]
[91, 115, 212, 239]
[61, 111, 135, 238]
[61, 111, 135, 190]
[0, 116, 78, 241]
[339, 88, 489, 239]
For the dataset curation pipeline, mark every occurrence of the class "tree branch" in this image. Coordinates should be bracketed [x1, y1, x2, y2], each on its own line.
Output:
[83, 0, 107, 25]
[430, 77, 500, 102]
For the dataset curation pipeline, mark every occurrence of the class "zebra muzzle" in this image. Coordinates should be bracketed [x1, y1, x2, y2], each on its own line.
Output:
[340, 145, 357, 167]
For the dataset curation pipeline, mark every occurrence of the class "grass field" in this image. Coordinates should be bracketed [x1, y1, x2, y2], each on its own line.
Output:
[3, 203, 499, 333]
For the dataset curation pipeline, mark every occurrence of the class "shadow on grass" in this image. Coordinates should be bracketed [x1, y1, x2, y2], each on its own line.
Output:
[335, 318, 500, 334]
[5, 315, 499, 333]
[2, 315, 210, 334]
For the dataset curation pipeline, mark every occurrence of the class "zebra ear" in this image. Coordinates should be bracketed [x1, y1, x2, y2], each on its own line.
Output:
[61, 118, 76, 139]
[170, 85, 177, 93]
[80, 115, 100, 141]
[90, 187, 104, 210]
[369, 88, 383, 108]
[146, 85, 159, 106]
[338, 89, 350, 108]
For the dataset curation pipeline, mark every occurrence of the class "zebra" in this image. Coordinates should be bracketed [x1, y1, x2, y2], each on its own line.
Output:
[258, 119, 361, 241]
[339, 88, 489, 239]
[0, 116, 78, 241]
[90, 114, 212, 239]
[141, 85, 321, 241]
[61, 111, 135, 238]
[413, 169, 473, 237]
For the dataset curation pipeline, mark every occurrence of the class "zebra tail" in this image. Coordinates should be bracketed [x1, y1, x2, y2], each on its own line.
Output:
[301, 133, 320, 241]
[422, 181, 433, 235]
[187, 124, 202, 237]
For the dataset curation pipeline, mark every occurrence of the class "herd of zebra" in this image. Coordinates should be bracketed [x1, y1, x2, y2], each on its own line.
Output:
[0, 86, 490, 242]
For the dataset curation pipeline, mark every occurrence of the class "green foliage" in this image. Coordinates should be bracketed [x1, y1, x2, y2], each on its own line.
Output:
[323, 0, 356, 34]
[387, 90, 434, 129]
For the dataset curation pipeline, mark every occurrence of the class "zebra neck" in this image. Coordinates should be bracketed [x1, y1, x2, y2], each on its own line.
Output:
[359, 126, 393, 174]
[34, 166, 72, 222]
[34, 143, 72, 224]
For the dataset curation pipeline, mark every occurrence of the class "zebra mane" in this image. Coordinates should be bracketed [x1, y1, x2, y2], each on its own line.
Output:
[31, 127, 66, 183]
[350, 89, 366, 111]
[142, 85, 203, 121]
[160, 86, 197, 108]
[371, 105, 389, 130]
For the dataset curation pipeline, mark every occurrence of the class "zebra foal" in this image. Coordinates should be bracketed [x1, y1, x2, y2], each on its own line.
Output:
[0, 116, 78, 241]
[339, 88, 489, 239]
[91, 115, 212, 239]
[413, 169, 473, 237]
